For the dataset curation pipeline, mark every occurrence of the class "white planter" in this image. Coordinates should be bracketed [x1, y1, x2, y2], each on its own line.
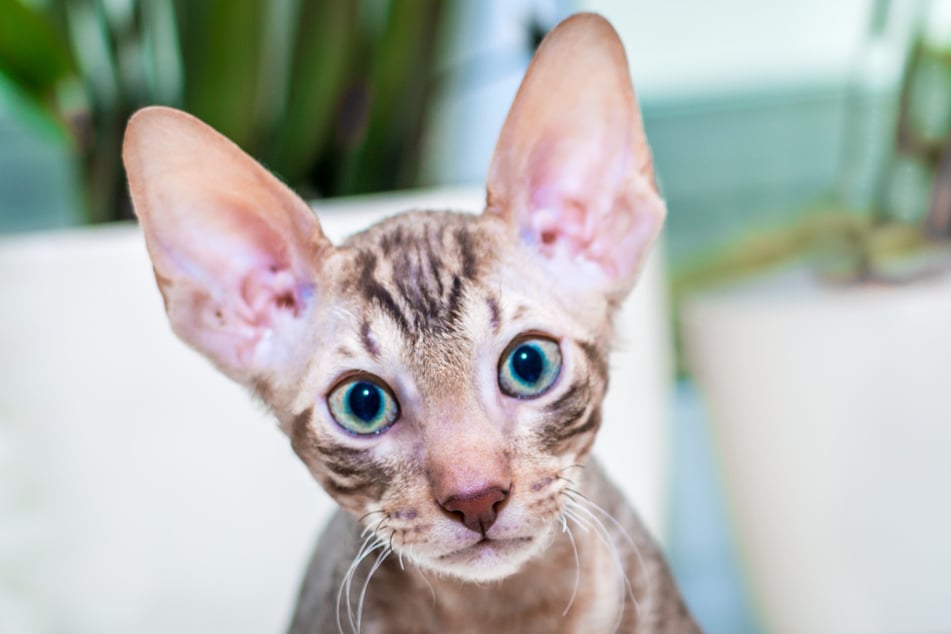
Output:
[682, 265, 951, 634]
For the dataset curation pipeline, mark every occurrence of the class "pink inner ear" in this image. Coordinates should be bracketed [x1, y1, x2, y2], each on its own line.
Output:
[152, 203, 315, 374]
[519, 131, 660, 283]
[169, 260, 312, 373]
[241, 266, 306, 322]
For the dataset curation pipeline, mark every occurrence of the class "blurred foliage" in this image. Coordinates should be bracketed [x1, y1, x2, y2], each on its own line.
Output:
[673, 205, 936, 296]
[0, 0, 444, 222]
[673, 0, 951, 298]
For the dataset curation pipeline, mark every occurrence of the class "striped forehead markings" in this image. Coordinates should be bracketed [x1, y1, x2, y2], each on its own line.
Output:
[349, 220, 489, 338]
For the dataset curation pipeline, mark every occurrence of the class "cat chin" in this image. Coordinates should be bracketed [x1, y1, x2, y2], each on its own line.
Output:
[414, 526, 557, 583]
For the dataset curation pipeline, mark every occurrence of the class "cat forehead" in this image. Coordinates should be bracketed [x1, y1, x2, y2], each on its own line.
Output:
[332, 210, 506, 339]
[343, 209, 491, 268]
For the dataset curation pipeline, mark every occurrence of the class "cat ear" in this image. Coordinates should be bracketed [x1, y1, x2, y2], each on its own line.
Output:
[123, 106, 332, 384]
[485, 13, 665, 299]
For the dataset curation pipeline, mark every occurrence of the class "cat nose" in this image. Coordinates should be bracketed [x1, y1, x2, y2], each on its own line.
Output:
[439, 486, 510, 535]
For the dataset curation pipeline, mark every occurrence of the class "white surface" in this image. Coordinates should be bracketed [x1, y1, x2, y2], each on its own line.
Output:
[0, 186, 672, 633]
[683, 267, 951, 634]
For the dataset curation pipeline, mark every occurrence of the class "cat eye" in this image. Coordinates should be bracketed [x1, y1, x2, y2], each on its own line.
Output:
[327, 375, 400, 435]
[498, 336, 562, 398]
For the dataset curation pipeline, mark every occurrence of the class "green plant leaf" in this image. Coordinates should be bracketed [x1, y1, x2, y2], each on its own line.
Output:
[175, 0, 267, 149]
[269, 0, 357, 187]
[339, 0, 444, 194]
[0, 0, 76, 100]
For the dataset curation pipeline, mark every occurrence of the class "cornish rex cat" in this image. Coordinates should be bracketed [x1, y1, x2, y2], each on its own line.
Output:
[122, 12, 699, 634]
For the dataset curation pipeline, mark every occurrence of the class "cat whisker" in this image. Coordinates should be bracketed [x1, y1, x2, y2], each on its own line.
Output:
[563, 496, 630, 559]
[566, 510, 630, 631]
[559, 512, 582, 617]
[356, 545, 392, 633]
[397, 536, 406, 571]
[555, 476, 577, 491]
[556, 473, 587, 496]
[339, 533, 374, 633]
[563, 488, 638, 549]
[400, 544, 436, 608]
[348, 538, 387, 634]
[357, 508, 387, 525]
[561, 506, 593, 534]
[556, 470, 649, 625]
[564, 488, 636, 546]
[411, 551, 438, 608]
[360, 513, 389, 539]
[558, 463, 586, 475]
[562, 502, 630, 629]
[338, 532, 387, 634]
[563, 488, 654, 614]
[563, 496, 638, 629]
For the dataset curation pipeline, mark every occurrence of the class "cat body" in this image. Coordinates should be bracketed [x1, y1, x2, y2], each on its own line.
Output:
[122, 13, 699, 634]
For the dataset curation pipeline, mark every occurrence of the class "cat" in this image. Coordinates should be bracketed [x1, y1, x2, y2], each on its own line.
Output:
[122, 12, 699, 634]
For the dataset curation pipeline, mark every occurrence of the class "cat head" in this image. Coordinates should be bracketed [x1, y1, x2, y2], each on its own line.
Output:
[123, 13, 664, 582]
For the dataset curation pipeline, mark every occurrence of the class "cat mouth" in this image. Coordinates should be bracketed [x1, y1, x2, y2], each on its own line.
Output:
[438, 536, 533, 561]
[425, 535, 543, 582]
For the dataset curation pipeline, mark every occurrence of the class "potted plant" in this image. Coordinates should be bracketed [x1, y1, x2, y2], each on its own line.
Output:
[0, 0, 444, 227]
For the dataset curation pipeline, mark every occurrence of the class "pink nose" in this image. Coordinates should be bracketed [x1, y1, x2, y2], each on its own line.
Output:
[440, 486, 510, 535]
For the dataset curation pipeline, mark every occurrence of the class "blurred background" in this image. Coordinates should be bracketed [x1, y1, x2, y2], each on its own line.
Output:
[3, 0, 951, 632]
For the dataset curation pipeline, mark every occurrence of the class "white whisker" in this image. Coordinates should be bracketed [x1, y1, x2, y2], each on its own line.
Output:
[558, 463, 585, 476]
[413, 557, 437, 608]
[562, 506, 593, 534]
[348, 539, 386, 633]
[563, 496, 639, 628]
[338, 533, 375, 623]
[560, 513, 582, 617]
[356, 546, 391, 633]
[565, 489, 638, 551]
[564, 489, 654, 615]
[338, 533, 386, 634]
[361, 514, 388, 539]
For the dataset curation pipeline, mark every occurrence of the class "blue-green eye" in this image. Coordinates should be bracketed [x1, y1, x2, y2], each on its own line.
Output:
[499, 336, 562, 398]
[327, 376, 399, 435]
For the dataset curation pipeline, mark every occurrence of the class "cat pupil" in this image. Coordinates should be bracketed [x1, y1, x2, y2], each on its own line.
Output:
[512, 345, 544, 384]
[348, 382, 382, 422]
